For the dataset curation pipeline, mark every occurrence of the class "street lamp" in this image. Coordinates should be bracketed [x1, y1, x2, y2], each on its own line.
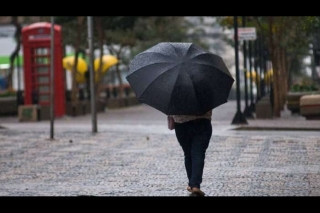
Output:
[232, 16, 248, 125]
[242, 16, 254, 119]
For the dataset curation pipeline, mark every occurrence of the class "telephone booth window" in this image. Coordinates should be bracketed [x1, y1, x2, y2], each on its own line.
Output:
[31, 47, 51, 105]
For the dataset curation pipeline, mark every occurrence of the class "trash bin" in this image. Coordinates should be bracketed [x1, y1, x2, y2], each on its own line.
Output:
[0, 77, 7, 90]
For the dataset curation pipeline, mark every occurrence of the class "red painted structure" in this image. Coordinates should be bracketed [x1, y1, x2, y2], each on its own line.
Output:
[22, 22, 65, 117]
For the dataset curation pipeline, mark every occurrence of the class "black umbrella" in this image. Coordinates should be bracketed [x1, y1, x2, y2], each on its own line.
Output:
[126, 42, 234, 115]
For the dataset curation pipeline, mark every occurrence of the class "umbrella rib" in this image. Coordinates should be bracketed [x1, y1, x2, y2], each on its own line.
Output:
[129, 60, 172, 74]
[137, 65, 179, 113]
[187, 54, 233, 79]
[186, 70, 200, 113]
[166, 69, 181, 115]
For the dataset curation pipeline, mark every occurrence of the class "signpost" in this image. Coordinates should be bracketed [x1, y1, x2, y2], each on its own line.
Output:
[238, 27, 257, 41]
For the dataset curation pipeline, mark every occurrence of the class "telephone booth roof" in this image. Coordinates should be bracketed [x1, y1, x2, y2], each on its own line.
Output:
[22, 22, 61, 34]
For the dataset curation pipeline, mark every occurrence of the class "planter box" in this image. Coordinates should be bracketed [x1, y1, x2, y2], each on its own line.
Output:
[255, 96, 273, 119]
[286, 91, 320, 114]
[0, 96, 17, 116]
[125, 96, 140, 106]
[85, 100, 106, 113]
[300, 94, 320, 120]
[106, 98, 126, 109]
[106, 96, 140, 109]
[65, 102, 84, 117]
[18, 105, 39, 122]
[38, 105, 51, 121]
[18, 105, 64, 121]
[66, 100, 105, 116]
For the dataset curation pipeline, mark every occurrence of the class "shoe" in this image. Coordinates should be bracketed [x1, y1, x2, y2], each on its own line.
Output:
[190, 187, 205, 197]
[187, 186, 192, 192]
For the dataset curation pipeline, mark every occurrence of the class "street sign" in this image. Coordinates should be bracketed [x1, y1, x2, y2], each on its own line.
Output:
[238, 27, 256, 40]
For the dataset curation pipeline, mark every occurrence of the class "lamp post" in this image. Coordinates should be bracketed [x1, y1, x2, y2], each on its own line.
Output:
[50, 16, 55, 139]
[232, 16, 248, 125]
[263, 45, 269, 93]
[87, 16, 97, 133]
[248, 40, 255, 112]
[259, 37, 266, 97]
[254, 39, 261, 102]
[242, 16, 254, 119]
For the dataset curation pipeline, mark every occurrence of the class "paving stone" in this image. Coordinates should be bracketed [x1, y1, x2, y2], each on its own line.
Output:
[1, 101, 320, 196]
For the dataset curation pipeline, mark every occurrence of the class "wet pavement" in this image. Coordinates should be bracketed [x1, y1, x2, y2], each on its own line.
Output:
[0, 100, 320, 196]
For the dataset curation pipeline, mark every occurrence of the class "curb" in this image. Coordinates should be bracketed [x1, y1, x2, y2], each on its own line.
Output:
[233, 126, 320, 131]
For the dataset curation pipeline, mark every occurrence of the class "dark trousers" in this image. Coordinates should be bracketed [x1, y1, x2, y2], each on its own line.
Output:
[174, 118, 212, 189]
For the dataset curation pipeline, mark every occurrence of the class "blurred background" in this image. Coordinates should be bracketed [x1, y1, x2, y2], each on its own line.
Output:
[0, 16, 319, 120]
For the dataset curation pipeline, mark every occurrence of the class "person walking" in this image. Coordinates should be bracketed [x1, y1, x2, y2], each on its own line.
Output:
[170, 110, 213, 197]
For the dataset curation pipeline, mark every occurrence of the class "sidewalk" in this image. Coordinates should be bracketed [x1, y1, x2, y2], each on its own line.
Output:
[1, 101, 320, 196]
[236, 105, 320, 131]
[1, 100, 320, 131]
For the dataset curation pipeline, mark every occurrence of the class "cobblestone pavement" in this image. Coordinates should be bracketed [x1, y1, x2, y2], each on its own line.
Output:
[1, 101, 320, 196]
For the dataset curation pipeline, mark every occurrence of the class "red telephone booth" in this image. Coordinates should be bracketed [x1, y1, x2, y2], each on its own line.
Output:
[22, 22, 65, 117]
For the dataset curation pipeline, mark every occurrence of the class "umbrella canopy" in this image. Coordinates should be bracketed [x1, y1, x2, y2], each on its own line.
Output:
[63, 56, 88, 73]
[126, 42, 235, 115]
[246, 70, 260, 83]
[265, 69, 273, 84]
[94, 55, 118, 73]
[62, 56, 88, 83]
